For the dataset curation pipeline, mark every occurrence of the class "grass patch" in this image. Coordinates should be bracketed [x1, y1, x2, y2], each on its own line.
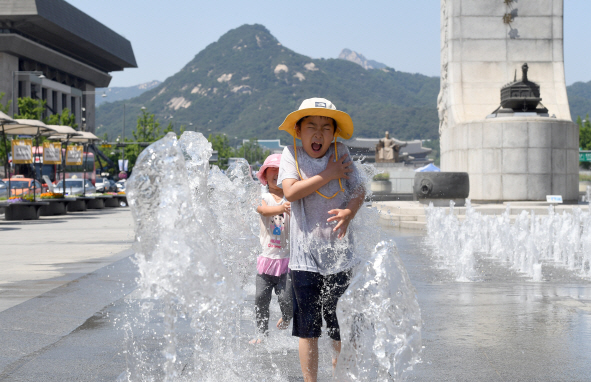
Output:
[373, 172, 390, 181]
[580, 174, 591, 182]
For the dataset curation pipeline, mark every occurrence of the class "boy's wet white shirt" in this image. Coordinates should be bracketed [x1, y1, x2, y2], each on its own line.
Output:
[278, 141, 363, 275]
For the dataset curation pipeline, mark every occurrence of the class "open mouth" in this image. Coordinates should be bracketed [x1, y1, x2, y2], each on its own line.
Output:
[311, 142, 322, 152]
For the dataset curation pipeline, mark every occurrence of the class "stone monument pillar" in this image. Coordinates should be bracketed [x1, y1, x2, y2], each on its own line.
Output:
[438, 0, 578, 201]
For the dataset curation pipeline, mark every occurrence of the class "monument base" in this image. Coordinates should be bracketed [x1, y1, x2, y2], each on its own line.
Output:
[441, 117, 579, 202]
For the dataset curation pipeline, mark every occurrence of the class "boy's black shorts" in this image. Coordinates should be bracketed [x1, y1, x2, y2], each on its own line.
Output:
[291, 269, 352, 341]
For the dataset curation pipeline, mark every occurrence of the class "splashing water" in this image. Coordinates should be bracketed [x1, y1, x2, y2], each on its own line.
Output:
[122, 132, 422, 381]
[425, 200, 591, 282]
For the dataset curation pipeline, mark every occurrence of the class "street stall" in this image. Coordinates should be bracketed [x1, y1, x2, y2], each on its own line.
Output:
[47, 131, 110, 210]
[37, 125, 83, 216]
[0, 115, 58, 220]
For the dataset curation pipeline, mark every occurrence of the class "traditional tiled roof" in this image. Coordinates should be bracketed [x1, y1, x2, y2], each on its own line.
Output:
[344, 137, 432, 157]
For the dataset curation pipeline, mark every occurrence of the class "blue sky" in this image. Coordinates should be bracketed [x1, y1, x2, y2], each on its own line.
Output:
[67, 0, 591, 88]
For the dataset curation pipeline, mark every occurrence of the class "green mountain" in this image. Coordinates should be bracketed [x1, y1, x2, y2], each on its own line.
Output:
[95, 24, 439, 143]
[567, 80, 591, 121]
[95, 80, 161, 107]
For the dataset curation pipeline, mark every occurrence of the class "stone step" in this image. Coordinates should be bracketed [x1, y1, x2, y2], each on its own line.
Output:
[372, 203, 427, 216]
[398, 221, 427, 230]
[384, 212, 550, 225]
[378, 213, 417, 222]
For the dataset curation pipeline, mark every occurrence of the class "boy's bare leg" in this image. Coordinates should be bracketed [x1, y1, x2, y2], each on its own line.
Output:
[332, 339, 341, 373]
[299, 337, 319, 382]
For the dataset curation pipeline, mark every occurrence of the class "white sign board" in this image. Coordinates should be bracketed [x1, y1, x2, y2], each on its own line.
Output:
[118, 159, 128, 172]
[43, 142, 61, 164]
[546, 195, 563, 203]
[11, 139, 33, 164]
[66, 146, 83, 165]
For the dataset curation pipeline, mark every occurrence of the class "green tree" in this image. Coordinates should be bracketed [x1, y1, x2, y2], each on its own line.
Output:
[235, 138, 270, 167]
[46, 108, 78, 129]
[578, 115, 591, 169]
[208, 134, 234, 169]
[0, 93, 11, 170]
[578, 115, 591, 150]
[0, 92, 11, 114]
[93, 133, 120, 177]
[14, 97, 45, 120]
[123, 110, 179, 172]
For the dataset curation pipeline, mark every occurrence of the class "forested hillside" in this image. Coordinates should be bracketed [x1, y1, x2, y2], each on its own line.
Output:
[567, 80, 591, 120]
[96, 24, 439, 144]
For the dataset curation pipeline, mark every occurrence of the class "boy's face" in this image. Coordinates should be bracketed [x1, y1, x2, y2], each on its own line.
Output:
[296, 116, 336, 159]
[265, 167, 280, 189]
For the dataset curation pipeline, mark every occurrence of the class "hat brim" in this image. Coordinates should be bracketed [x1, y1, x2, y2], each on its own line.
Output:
[278, 108, 354, 140]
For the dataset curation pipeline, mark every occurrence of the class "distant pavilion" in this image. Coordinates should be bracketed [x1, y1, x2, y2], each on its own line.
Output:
[344, 137, 433, 165]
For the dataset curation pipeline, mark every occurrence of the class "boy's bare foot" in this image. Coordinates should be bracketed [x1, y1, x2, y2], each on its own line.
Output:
[249, 337, 264, 345]
[276, 318, 290, 330]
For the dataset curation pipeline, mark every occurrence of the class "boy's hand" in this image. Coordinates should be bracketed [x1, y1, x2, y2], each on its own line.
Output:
[283, 201, 291, 215]
[327, 208, 353, 239]
[324, 154, 353, 181]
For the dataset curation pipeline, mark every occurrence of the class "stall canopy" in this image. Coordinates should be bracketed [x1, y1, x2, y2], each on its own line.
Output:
[0, 116, 57, 136]
[5, 119, 56, 136]
[415, 163, 441, 172]
[47, 131, 100, 143]
[43, 125, 81, 137]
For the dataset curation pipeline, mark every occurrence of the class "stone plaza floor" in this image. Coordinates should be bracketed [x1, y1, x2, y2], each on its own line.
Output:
[0, 208, 590, 380]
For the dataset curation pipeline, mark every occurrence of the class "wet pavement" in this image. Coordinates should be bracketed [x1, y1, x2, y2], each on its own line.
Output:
[1, 221, 591, 381]
[396, 230, 591, 382]
[0, 208, 134, 312]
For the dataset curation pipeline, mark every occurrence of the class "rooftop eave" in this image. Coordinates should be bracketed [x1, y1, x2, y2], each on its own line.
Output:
[0, 33, 112, 87]
[0, 0, 136, 72]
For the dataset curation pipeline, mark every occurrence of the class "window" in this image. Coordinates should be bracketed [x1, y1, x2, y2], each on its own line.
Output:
[9, 181, 29, 188]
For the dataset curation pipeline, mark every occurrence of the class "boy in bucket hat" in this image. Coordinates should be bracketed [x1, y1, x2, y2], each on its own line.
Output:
[250, 154, 293, 344]
[277, 98, 365, 380]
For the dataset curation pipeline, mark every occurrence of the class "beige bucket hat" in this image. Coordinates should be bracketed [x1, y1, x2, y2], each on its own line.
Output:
[278, 97, 354, 140]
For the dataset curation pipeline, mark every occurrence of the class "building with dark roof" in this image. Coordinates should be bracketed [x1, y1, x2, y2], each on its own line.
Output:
[241, 139, 285, 154]
[0, 0, 136, 132]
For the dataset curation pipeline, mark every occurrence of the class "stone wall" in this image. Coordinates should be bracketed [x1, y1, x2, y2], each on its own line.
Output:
[374, 163, 416, 194]
[441, 117, 578, 201]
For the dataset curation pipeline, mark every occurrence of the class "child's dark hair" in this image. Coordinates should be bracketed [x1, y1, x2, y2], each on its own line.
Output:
[295, 116, 337, 134]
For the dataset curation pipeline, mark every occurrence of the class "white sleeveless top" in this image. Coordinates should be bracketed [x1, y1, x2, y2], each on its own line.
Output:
[259, 193, 290, 260]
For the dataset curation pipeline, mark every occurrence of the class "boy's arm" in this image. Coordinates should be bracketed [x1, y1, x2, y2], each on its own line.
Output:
[282, 153, 353, 202]
[257, 200, 291, 217]
[327, 185, 366, 239]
